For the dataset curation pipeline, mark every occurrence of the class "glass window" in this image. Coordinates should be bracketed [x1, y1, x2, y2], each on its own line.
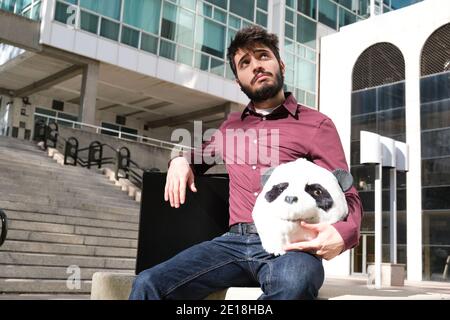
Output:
[422, 158, 450, 187]
[80, 10, 99, 34]
[256, 11, 267, 27]
[199, 2, 213, 17]
[377, 108, 405, 137]
[337, 0, 354, 11]
[285, 23, 294, 40]
[177, 8, 195, 47]
[296, 14, 316, 49]
[141, 33, 158, 54]
[177, 46, 193, 65]
[421, 100, 450, 131]
[420, 73, 450, 104]
[101, 122, 119, 137]
[257, 0, 268, 11]
[285, 8, 294, 23]
[123, 0, 161, 35]
[195, 17, 226, 58]
[228, 14, 241, 29]
[161, 1, 177, 41]
[121, 126, 138, 141]
[214, 7, 227, 23]
[351, 114, 377, 140]
[286, 0, 295, 9]
[160, 39, 176, 60]
[422, 128, 450, 159]
[339, 7, 356, 28]
[298, 0, 317, 19]
[121, 26, 140, 48]
[204, 0, 227, 9]
[210, 58, 225, 76]
[318, 0, 337, 29]
[296, 58, 316, 92]
[230, 0, 254, 21]
[79, 0, 121, 20]
[100, 18, 120, 41]
[195, 52, 210, 71]
[422, 187, 450, 210]
[54, 1, 76, 25]
[378, 82, 405, 111]
[351, 89, 377, 115]
[31, 1, 41, 21]
[179, 0, 196, 10]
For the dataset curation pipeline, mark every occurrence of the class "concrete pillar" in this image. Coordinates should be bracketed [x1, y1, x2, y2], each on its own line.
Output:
[4, 97, 35, 140]
[404, 49, 422, 282]
[79, 61, 99, 126]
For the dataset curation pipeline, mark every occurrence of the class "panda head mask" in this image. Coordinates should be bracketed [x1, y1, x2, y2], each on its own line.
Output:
[252, 158, 353, 256]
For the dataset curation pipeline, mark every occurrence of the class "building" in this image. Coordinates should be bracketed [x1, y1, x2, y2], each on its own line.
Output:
[0, 0, 440, 281]
[320, 0, 449, 281]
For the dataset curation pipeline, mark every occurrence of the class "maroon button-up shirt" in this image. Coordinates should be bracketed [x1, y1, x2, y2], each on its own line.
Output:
[184, 93, 363, 251]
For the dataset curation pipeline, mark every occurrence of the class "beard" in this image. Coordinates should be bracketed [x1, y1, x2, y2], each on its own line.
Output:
[239, 68, 284, 103]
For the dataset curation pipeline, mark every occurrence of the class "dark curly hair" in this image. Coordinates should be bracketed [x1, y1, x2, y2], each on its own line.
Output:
[227, 26, 281, 79]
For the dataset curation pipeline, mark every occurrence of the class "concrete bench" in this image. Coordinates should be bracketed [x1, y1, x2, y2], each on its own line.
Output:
[90, 272, 262, 300]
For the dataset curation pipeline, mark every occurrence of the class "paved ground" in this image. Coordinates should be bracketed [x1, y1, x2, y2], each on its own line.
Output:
[0, 276, 449, 300]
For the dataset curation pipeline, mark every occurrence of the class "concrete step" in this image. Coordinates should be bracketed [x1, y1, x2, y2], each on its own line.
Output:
[0, 265, 134, 280]
[0, 140, 44, 154]
[1, 240, 137, 258]
[7, 211, 139, 231]
[0, 190, 139, 211]
[0, 279, 92, 294]
[0, 165, 120, 187]
[0, 201, 139, 223]
[7, 230, 138, 248]
[0, 195, 139, 216]
[0, 177, 133, 201]
[0, 293, 90, 300]
[7, 219, 138, 239]
[0, 252, 136, 269]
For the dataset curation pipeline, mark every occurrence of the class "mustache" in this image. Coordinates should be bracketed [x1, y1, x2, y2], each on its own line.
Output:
[251, 72, 272, 85]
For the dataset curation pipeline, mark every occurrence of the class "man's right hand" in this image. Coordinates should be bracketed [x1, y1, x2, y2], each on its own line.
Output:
[164, 156, 197, 208]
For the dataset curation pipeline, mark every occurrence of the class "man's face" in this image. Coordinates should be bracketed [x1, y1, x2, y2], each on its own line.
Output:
[233, 44, 285, 102]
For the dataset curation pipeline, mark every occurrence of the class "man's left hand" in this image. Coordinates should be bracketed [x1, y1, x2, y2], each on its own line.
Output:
[283, 222, 345, 260]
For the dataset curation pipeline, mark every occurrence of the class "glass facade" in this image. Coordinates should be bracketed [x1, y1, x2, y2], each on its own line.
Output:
[0, 0, 42, 20]
[350, 81, 407, 269]
[420, 71, 450, 282]
[53, 0, 268, 80]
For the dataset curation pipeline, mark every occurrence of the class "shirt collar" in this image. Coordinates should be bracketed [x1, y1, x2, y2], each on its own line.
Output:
[241, 92, 299, 120]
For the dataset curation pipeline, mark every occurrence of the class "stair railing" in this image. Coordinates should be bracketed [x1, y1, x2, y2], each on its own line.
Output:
[0, 209, 8, 247]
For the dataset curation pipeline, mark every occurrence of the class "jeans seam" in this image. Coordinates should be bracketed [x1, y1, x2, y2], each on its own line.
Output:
[162, 259, 245, 298]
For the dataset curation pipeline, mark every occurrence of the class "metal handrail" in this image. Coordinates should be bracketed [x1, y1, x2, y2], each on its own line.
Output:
[34, 121, 154, 190]
[34, 113, 193, 152]
[0, 209, 8, 247]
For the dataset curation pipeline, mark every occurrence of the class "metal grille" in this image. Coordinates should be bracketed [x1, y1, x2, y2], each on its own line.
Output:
[352, 43, 405, 91]
[421, 23, 450, 77]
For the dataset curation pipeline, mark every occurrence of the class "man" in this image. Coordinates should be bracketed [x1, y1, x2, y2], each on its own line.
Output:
[129, 26, 363, 300]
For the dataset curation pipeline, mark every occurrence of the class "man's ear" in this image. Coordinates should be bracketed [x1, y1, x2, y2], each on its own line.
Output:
[280, 60, 286, 75]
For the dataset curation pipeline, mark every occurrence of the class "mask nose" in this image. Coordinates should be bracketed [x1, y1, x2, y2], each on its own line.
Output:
[284, 196, 298, 204]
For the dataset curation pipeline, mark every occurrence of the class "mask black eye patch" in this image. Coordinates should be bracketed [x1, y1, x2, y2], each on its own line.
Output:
[304, 184, 334, 211]
[265, 182, 289, 203]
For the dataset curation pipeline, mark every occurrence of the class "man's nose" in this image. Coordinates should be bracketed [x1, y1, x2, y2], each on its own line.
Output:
[285, 196, 298, 204]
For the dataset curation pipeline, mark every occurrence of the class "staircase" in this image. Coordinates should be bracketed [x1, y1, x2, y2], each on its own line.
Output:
[0, 136, 140, 298]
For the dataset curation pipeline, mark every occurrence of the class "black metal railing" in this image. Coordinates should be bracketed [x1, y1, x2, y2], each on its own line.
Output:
[35, 120, 151, 189]
[0, 209, 8, 247]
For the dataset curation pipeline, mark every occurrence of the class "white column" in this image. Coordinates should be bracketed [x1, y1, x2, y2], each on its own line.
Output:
[374, 163, 382, 288]
[405, 51, 422, 281]
[270, 0, 285, 58]
[79, 61, 99, 126]
[390, 168, 397, 263]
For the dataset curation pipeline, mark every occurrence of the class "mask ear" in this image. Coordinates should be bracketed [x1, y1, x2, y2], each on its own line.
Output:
[333, 168, 353, 192]
[261, 167, 275, 187]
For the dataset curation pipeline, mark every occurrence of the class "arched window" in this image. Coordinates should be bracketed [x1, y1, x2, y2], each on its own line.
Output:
[350, 43, 406, 274]
[420, 23, 450, 282]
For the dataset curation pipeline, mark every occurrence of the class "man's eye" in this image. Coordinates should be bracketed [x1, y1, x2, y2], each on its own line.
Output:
[261, 53, 269, 59]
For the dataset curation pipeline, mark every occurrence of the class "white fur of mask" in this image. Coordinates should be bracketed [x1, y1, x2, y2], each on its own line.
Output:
[252, 158, 349, 255]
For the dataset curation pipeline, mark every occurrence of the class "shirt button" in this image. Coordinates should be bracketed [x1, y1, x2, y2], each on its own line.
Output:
[252, 165, 257, 170]
[254, 192, 259, 197]
[262, 117, 266, 121]
[253, 139, 257, 144]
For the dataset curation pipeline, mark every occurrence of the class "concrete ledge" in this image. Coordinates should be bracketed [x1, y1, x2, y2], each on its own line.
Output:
[91, 272, 135, 300]
[90, 272, 259, 300]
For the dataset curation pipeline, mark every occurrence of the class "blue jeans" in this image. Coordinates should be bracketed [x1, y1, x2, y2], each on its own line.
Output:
[129, 232, 324, 300]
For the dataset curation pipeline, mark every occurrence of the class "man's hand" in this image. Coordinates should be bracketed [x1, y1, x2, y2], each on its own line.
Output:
[283, 221, 345, 260]
[164, 157, 197, 208]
